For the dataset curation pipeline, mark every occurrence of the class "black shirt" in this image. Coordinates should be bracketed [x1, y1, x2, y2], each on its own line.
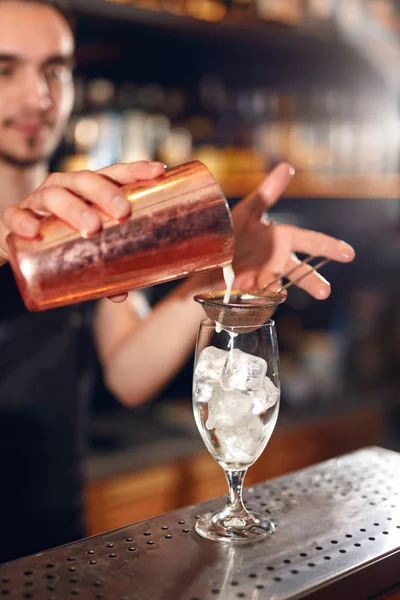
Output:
[0, 264, 96, 563]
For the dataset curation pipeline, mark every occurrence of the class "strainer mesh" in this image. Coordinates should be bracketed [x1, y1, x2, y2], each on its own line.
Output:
[194, 291, 286, 333]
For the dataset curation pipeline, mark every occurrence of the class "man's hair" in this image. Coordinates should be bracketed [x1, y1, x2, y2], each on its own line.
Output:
[0, 0, 75, 33]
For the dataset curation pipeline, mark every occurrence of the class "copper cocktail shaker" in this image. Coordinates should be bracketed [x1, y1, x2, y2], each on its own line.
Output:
[7, 160, 234, 311]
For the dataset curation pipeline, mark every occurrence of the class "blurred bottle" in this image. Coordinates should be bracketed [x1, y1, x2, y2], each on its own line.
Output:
[185, 0, 228, 21]
[159, 0, 186, 15]
[59, 78, 113, 173]
[255, 0, 302, 25]
[159, 127, 193, 166]
[121, 111, 152, 162]
[85, 79, 122, 170]
[365, 0, 400, 33]
[301, 331, 342, 401]
[304, 0, 336, 23]
[254, 91, 294, 167]
[335, 0, 365, 32]
[230, 0, 256, 19]
[132, 0, 161, 10]
[345, 288, 389, 388]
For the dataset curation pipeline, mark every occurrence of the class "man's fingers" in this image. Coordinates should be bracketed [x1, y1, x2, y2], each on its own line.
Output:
[283, 254, 331, 299]
[108, 293, 129, 303]
[243, 162, 295, 217]
[28, 186, 102, 237]
[257, 222, 292, 285]
[3, 205, 40, 238]
[13, 161, 166, 239]
[97, 161, 166, 185]
[290, 226, 355, 262]
[40, 171, 131, 220]
[234, 270, 258, 291]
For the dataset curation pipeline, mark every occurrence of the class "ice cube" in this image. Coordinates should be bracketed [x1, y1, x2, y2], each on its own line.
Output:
[193, 375, 216, 404]
[215, 415, 265, 465]
[252, 376, 280, 415]
[206, 386, 254, 430]
[206, 386, 224, 430]
[194, 346, 227, 384]
[221, 349, 267, 392]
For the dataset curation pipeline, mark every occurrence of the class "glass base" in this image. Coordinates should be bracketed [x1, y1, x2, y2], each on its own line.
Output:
[195, 509, 275, 544]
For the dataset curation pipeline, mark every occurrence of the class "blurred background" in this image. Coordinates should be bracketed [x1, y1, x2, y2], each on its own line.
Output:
[57, 0, 399, 536]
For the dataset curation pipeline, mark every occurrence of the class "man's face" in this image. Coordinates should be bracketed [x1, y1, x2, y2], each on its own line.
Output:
[0, 1, 75, 167]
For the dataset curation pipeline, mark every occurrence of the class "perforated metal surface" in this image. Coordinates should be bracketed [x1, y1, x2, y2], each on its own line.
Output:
[0, 447, 399, 600]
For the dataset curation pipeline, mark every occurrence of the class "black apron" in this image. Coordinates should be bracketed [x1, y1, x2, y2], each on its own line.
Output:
[0, 265, 95, 563]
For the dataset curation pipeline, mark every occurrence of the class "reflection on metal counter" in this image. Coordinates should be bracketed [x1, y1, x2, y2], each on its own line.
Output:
[1, 447, 399, 599]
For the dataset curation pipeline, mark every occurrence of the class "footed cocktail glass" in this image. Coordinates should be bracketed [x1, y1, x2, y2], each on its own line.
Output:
[192, 319, 280, 543]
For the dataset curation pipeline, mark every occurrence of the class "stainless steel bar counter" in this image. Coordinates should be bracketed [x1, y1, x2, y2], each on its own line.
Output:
[1, 447, 399, 600]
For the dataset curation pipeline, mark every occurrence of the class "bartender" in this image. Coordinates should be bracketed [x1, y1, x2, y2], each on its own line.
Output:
[0, 0, 355, 563]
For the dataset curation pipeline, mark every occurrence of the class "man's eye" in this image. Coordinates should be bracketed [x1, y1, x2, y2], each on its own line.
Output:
[45, 65, 72, 81]
[0, 66, 13, 77]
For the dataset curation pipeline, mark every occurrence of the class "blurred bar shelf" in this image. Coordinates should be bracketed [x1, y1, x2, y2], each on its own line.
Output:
[70, 0, 337, 47]
[217, 172, 400, 199]
[69, 0, 383, 90]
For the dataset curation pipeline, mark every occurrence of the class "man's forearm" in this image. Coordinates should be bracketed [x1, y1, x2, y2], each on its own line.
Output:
[95, 271, 219, 407]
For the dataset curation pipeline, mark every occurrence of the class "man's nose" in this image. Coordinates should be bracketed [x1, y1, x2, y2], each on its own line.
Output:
[20, 70, 52, 112]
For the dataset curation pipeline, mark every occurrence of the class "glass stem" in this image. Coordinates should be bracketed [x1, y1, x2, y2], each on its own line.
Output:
[225, 470, 247, 514]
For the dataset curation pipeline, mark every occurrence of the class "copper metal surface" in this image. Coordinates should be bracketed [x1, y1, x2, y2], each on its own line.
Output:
[7, 161, 234, 311]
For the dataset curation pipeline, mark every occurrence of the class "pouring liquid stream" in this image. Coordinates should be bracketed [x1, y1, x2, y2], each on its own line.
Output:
[215, 264, 235, 334]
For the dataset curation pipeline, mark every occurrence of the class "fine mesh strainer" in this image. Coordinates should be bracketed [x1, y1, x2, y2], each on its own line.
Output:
[194, 256, 329, 333]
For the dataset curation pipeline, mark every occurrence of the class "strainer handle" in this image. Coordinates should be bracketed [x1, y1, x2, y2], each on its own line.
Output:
[262, 256, 330, 293]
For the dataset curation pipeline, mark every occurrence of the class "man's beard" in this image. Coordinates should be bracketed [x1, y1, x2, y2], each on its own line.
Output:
[0, 139, 51, 168]
[1, 118, 58, 168]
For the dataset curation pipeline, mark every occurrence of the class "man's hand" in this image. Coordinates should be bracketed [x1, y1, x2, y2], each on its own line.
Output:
[95, 162, 355, 408]
[230, 163, 355, 299]
[0, 160, 166, 299]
